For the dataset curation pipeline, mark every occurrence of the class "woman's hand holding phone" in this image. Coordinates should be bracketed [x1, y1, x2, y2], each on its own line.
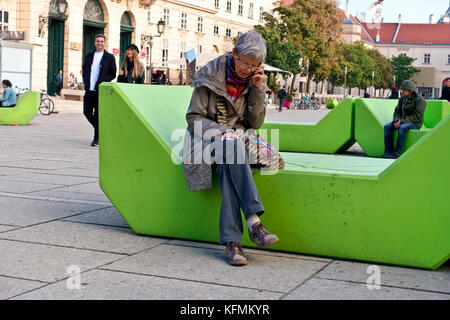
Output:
[251, 64, 264, 89]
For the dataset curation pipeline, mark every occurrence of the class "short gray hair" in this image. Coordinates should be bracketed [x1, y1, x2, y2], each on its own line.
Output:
[234, 31, 266, 62]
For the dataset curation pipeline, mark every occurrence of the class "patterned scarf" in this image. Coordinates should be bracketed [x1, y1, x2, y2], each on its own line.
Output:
[225, 55, 249, 102]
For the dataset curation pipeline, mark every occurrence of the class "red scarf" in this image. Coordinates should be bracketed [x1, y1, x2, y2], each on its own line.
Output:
[226, 55, 249, 102]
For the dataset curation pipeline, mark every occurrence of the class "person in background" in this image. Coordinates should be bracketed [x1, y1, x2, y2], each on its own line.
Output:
[82, 34, 117, 147]
[383, 80, 426, 159]
[164, 77, 172, 85]
[76, 70, 84, 90]
[117, 44, 145, 84]
[277, 86, 287, 112]
[55, 70, 63, 96]
[0, 80, 17, 107]
[440, 79, 450, 102]
[389, 85, 399, 99]
[68, 72, 75, 89]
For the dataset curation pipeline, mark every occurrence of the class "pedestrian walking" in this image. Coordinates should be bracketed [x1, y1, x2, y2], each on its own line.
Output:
[76, 70, 83, 90]
[388, 85, 399, 99]
[117, 44, 145, 84]
[55, 70, 63, 96]
[82, 34, 117, 147]
[277, 86, 287, 112]
[183, 31, 279, 266]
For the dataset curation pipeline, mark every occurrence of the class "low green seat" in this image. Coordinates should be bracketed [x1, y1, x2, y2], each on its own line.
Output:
[99, 83, 449, 270]
[0, 91, 40, 125]
[326, 98, 339, 109]
[354, 98, 449, 157]
[261, 98, 355, 154]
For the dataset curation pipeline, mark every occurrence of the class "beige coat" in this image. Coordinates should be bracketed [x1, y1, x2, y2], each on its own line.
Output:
[182, 53, 267, 191]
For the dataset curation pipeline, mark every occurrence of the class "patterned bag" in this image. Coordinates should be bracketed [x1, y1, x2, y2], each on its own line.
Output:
[216, 95, 285, 170]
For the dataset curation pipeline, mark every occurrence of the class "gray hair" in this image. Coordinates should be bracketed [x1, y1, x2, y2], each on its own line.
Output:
[234, 31, 266, 62]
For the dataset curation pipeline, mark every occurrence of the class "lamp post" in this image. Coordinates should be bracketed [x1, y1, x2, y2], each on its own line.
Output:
[146, 20, 166, 84]
[344, 66, 348, 98]
[57, 0, 68, 15]
[371, 70, 375, 97]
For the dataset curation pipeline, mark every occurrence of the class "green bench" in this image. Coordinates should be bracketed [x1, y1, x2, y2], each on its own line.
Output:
[261, 98, 355, 154]
[355, 99, 449, 157]
[0, 91, 40, 125]
[99, 83, 449, 270]
[326, 98, 339, 109]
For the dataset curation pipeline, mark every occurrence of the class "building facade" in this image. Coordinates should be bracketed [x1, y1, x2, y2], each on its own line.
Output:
[0, 0, 275, 94]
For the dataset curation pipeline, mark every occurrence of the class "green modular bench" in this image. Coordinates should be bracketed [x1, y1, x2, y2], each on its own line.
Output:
[0, 91, 40, 125]
[355, 98, 450, 157]
[326, 98, 339, 109]
[99, 83, 450, 270]
[260, 98, 355, 154]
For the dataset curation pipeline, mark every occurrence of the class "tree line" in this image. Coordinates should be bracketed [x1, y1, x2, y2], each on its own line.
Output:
[254, 0, 420, 98]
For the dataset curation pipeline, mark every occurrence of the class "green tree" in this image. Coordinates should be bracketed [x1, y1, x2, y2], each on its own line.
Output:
[367, 48, 393, 96]
[390, 55, 420, 87]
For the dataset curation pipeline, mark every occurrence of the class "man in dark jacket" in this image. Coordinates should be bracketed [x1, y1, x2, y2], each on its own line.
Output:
[277, 86, 287, 112]
[82, 34, 117, 147]
[383, 80, 426, 159]
[389, 85, 399, 99]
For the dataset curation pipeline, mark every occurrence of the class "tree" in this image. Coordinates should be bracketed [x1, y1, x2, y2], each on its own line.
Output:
[390, 55, 420, 87]
[367, 48, 393, 96]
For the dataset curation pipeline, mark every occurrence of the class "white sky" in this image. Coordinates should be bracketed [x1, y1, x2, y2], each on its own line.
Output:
[338, 0, 450, 23]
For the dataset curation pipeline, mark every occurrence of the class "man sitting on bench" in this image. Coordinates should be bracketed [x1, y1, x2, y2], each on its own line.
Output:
[383, 80, 426, 159]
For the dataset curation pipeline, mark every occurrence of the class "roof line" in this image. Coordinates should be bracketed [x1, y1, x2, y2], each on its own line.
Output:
[392, 23, 401, 43]
[355, 17, 375, 42]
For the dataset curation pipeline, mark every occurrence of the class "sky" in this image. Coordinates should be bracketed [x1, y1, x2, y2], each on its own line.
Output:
[337, 0, 450, 24]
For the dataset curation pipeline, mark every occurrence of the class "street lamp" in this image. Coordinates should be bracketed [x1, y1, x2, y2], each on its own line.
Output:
[147, 19, 166, 84]
[344, 66, 348, 98]
[57, 0, 68, 15]
[371, 70, 375, 97]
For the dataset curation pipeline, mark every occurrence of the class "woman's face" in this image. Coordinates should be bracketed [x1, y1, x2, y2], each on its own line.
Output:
[1, 83, 6, 89]
[126, 48, 134, 59]
[232, 50, 262, 79]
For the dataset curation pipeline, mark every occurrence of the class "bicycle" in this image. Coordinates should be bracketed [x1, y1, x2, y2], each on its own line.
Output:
[39, 89, 55, 115]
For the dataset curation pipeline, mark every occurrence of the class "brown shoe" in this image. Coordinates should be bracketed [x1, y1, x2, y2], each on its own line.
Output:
[225, 242, 248, 266]
[249, 222, 279, 248]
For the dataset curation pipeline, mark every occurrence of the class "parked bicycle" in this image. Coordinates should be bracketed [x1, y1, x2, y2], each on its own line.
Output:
[293, 97, 321, 110]
[39, 89, 55, 115]
[14, 87, 55, 115]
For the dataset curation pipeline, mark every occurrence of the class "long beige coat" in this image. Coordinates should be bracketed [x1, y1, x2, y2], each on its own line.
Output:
[182, 53, 267, 191]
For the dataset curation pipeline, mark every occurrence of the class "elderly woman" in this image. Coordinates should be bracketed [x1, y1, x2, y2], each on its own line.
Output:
[182, 31, 278, 266]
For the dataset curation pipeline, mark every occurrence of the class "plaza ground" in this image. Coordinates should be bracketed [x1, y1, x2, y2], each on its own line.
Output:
[0, 98, 448, 300]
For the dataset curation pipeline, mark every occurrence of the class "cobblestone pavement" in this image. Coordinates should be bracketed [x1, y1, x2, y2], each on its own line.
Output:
[0, 102, 448, 300]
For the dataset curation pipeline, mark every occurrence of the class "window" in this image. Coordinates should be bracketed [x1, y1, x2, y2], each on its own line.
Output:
[147, 8, 151, 23]
[180, 41, 186, 69]
[214, 0, 220, 9]
[424, 53, 431, 64]
[237, 31, 242, 37]
[227, 0, 232, 12]
[447, 54, 450, 64]
[248, 3, 254, 19]
[226, 28, 231, 38]
[259, 6, 264, 20]
[197, 44, 203, 54]
[238, 0, 243, 15]
[214, 25, 219, 35]
[163, 8, 170, 26]
[0, 11, 9, 31]
[162, 39, 169, 67]
[197, 16, 203, 33]
[180, 12, 187, 29]
[400, 53, 407, 57]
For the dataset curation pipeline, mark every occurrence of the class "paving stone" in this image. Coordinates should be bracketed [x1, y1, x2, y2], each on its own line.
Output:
[27, 189, 110, 203]
[0, 180, 62, 194]
[0, 239, 124, 283]
[0, 225, 19, 233]
[0, 196, 106, 227]
[12, 269, 283, 300]
[48, 182, 105, 195]
[0, 159, 82, 171]
[1, 172, 97, 186]
[102, 244, 328, 293]
[45, 168, 99, 178]
[167, 239, 332, 263]
[283, 278, 450, 300]
[0, 221, 165, 255]
[63, 206, 129, 228]
[0, 276, 47, 300]
[315, 260, 450, 294]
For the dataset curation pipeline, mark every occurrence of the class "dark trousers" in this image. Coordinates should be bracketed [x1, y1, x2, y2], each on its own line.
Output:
[384, 122, 420, 156]
[215, 139, 264, 244]
[278, 99, 285, 111]
[83, 90, 99, 140]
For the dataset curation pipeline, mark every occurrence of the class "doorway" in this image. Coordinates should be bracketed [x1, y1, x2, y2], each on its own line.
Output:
[46, 18, 64, 96]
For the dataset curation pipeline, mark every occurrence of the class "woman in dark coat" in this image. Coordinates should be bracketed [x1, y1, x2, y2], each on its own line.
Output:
[117, 44, 145, 84]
